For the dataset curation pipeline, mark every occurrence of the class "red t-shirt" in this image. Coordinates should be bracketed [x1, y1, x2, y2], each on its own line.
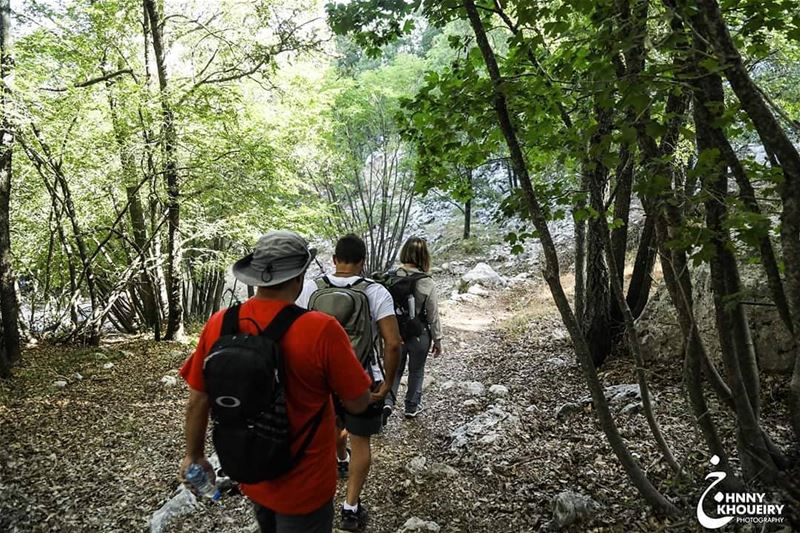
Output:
[179, 298, 371, 515]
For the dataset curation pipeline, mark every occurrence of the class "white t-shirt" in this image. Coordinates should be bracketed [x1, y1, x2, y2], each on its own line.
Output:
[309, 275, 395, 381]
[295, 278, 318, 309]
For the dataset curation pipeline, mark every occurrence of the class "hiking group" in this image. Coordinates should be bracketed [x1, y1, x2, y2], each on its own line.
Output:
[178, 230, 443, 532]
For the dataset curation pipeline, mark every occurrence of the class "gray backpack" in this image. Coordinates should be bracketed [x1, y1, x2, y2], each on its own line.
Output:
[308, 277, 374, 371]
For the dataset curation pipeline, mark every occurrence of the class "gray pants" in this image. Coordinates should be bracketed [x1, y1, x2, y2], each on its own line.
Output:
[253, 499, 333, 533]
[388, 331, 430, 411]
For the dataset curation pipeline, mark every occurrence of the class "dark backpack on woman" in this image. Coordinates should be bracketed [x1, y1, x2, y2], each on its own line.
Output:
[374, 270, 430, 341]
[203, 304, 325, 484]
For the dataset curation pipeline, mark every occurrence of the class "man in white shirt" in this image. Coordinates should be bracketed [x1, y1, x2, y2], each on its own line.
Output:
[307, 234, 401, 532]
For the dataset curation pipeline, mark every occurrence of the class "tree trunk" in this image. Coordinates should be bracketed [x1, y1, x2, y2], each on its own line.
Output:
[463, 199, 472, 240]
[104, 71, 159, 331]
[602, 213, 681, 473]
[625, 213, 657, 318]
[692, 64, 762, 421]
[0, 0, 20, 376]
[694, 78, 776, 481]
[144, 0, 183, 341]
[574, 178, 587, 322]
[463, 0, 677, 515]
[653, 213, 742, 490]
[583, 107, 614, 367]
[697, 0, 800, 442]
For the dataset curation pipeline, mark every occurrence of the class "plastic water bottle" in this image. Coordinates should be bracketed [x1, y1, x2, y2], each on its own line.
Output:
[407, 294, 416, 319]
[185, 463, 221, 502]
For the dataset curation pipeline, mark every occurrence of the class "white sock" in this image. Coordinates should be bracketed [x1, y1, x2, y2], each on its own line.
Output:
[343, 501, 359, 512]
[338, 450, 350, 463]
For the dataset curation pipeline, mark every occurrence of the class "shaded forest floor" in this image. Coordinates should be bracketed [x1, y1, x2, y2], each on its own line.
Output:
[1, 278, 797, 532]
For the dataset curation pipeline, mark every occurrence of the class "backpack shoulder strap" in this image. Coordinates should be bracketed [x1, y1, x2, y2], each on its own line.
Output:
[262, 304, 307, 342]
[289, 401, 328, 467]
[220, 304, 241, 336]
[318, 276, 333, 289]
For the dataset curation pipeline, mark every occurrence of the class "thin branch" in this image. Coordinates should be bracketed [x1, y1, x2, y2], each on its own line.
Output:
[40, 68, 134, 92]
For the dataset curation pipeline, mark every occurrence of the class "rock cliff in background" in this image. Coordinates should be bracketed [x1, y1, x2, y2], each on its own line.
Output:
[638, 263, 794, 374]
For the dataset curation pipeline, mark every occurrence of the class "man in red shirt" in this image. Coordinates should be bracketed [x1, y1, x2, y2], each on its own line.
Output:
[179, 230, 372, 532]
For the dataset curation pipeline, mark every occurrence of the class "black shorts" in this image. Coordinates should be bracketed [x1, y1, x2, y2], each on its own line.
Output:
[333, 391, 384, 437]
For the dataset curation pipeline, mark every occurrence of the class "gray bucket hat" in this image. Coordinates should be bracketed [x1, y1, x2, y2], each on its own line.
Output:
[232, 231, 317, 287]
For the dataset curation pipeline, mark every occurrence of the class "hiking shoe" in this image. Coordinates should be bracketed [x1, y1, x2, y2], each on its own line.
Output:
[382, 404, 393, 426]
[341, 502, 368, 532]
[404, 405, 425, 419]
[337, 448, 351, 479]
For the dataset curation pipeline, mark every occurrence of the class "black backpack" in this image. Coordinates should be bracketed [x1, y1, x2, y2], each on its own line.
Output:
[203, 304, 326, 484]
[374, 270, 430, 341]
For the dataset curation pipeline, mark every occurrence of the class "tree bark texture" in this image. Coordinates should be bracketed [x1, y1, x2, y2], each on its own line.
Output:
[582, 107, 614, 367]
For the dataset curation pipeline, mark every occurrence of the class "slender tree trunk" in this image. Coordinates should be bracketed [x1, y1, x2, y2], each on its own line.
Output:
[602, 214, 681, 473]
[610, 147, 634, 284]
[104, 72, 159, 331]
[583, 107, 614, 367]
[625, 213, 657, 318]
[692, 64, 762, 420]
[463, 0, 677, 515]
[464, 168, 473, 240]
[574, 177, 587, 322]
[463, 198, 472, 240]
[653, 213, 742, 490]
[0, 0, 20, 376]
[697, 0, 800, 442]
[144, 0, 183, 340]
[694, 81, 776, 481]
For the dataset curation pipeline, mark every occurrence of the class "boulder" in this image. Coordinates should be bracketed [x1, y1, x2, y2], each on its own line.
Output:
[396, 517, 441, 533]
[52, 380, 68, 388]
[508, 272, 533, 285]
[467, 285, 491, 297]
[555, 402, 582, 420]
[542, 491, 599, 530]
[405, 456, 427, 478]
[450, 406, 518, 450]
[639, 263, 794, 374]
[428, 463, 458, 479]
[461, 262, 507, 288]
[160, 376, 178, 387]
[489, 384, 509, 397]
[463, 399, 480, 409]
[463, 381, 485, 396]
[450, 291, 481, 304]
[443, 380, 485, 396]
[578, 384, 643, 410]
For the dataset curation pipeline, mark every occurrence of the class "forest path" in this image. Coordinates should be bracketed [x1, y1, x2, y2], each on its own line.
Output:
[0, 279, 696, 532]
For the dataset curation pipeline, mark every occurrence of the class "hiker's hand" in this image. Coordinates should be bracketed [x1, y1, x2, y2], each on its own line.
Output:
[370, 384, 390, 403]
[179, 455, 216, 493]
[431, 340, 442, 357]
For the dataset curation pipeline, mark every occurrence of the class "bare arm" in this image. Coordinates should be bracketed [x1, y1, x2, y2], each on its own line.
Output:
[341, 389, 371, 414]
[374, 315, 402, 401]
[179, 388, 214, 482]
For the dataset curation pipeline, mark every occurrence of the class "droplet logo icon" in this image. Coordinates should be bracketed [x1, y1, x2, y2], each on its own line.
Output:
[697, 455, 735, 529]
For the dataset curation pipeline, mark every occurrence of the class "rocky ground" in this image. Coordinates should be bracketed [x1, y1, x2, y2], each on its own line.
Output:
[1, 270, 797, 532]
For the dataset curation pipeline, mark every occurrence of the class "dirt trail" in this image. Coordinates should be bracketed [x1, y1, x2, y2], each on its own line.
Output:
[1, 279, 721, 532]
